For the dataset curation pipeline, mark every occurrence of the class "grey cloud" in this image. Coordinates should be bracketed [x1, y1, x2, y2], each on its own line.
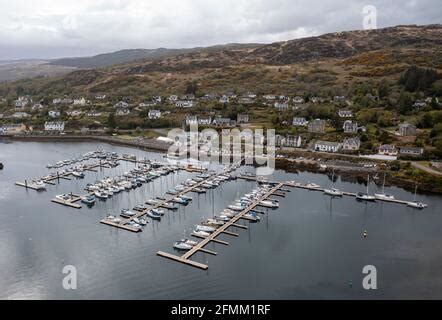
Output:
[0, 0, 440, 60]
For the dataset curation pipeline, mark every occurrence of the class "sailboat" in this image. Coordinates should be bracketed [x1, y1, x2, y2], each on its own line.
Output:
[374, 173, 395, 200]
[407, 184, 428, 209]
[324, 168, 343, 197]
[356, 174, 376, 201]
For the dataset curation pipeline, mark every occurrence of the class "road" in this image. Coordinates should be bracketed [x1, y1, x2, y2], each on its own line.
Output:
[411, 162, 442, 176]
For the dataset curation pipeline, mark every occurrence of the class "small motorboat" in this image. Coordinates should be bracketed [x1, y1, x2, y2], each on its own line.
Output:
[121, 209, 136, 216]
[407, 201, 427, 209]
[29, 180, 46, 190]
[374, 193, 395, 201]
[180, 239, 198, 246]
[146, 210, 162, 220]
[228, 204, 245, 211]
[244, 213, 260, 222]
[306, 182, 321, 189]
[195, 225, 216, 233]
[146, 199, 160, 205]
[356, 193, 376, 201]
[172, 197, 189, 205]
[94, 190, 108, 200]
[259, 200, 279, 208]
[55, 194, 70, 201]
[138, 218, 148, 226]
[192, 230, 210, 237]
[173, 241, 193, 251]
[72, 171, 85, 178]
[133, 204, 147, 211]
[81, 195, 96, 205]
[151, 208, 165, 216]
[324, 188, 343, 197]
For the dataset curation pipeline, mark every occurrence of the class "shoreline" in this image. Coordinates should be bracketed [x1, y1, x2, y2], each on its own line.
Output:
[0, 134, 170, 153]
[2, 134, 442, 194]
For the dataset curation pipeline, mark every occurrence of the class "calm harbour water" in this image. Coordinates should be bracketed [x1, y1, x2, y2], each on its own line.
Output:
[1, 141, 442, 299]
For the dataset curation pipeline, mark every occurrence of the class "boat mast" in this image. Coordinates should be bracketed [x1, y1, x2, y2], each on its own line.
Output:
[382, 172, 386, 194]
[367, 174, 370, 194]
[413, 184, 417, 202]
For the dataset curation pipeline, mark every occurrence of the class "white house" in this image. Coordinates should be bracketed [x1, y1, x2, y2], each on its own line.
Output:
[274, 102, 289, 111]
[292, 96, 305, 104]
[148, 109, 162, 120]
[32, 103, 45, 111]
[44, 121, 65, 132]
[114, 101, 129, 108]
[338, 109, 353, 118]
[198, 116, 212, 125]
[378, 144, 398, 156]
[342, 137, 361, 151]
[185, 115, 198, 126]
[116, 108, 130, 116]
[292, 117, 308, 126]
[66, 110, 83, 117]
[314, 140, 342, 153]
[12, 112, 30, 119]
[48, 110, 61, 118]
[175, 100, 194, 108]
[86, 110, 102, 117]
[73, 97, 86, 106]
[168, 95, 179, 101]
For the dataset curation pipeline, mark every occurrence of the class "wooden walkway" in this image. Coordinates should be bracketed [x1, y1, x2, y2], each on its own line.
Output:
[157, 182, 285, 270]
[239, 175, 414, 206]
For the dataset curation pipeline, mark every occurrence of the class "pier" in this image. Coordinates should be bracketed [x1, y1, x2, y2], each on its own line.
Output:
[100, 162, 241, 232]
[157, 182, 285, 270]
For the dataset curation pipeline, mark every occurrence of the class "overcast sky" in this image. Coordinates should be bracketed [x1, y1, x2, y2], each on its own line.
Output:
[0, 0, 440, 60]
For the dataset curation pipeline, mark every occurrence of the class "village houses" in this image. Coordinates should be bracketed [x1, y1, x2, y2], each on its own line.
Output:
[338, 109, 353, 118]
[237, 114, 249, 124]
[292, 117, 308, 126]
[314, 140, 342, 153]
[378, 144, 398, 156]
[44, 121, 65, 132]
[342, 137, 361, 151]
[48, 110, 61, 118]
[148, 109, 162, 120]
[343, 120, 358, 133]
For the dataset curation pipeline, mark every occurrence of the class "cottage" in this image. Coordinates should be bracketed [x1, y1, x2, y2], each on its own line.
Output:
[378, 144, 398, 156]
[86, 110, 102, 117]
[310, 96, 325, 104]
[198, 116, 212, 125]
[44, 121, 65, 132]
[237, 114, 249, 124]
[73, 97, 86, 106]
[343, 120, 358, 133]
[152, 96, 162, 103]
[314, 140, 342, 153]
[168, 95, 179, 101]
[175, 100, 194, 108]
[399, 147, 423, 157]
[219, 95, 229, 104]
[338, 109, 353, 118]
[263, 94, 276, 101]
[14, 98, 29, 109]
[53, 98, 73, 105]
[114, 101, 129, 109]
[413, 100, 427, 110]
[148, 109, 162, 120]
[139, 101, 157, 108]
[274, 102, 289, 111]
[342, 137, 361, 151]
[66, 110, 83, 117]
[308, 119, 326, 133]
[292, 96, 305, 104]
[185, 115, 198, 126]
[213, 117, 236, 127]
[12, 112, 30, 119]
[239, 97, 254, 104]
[399, 123, 417, 136]
[275, 135, 302, 148]
[116, 108, 130, 116]
[334, 95, 346, 102]
[48, 110, 61, 118]
[292, 117, 308, 126]
[32, 103, 45, 111]
[94, 94, 106, 100]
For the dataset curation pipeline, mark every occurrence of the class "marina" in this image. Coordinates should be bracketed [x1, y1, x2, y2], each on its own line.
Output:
[1, 141, 440, 299]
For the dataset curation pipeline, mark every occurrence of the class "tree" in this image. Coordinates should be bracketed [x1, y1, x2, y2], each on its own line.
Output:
[185, 81, 198, 95]
[377, 78, 390, 99]
[398, 91, 413, 115]
[107, 112, 116, 129]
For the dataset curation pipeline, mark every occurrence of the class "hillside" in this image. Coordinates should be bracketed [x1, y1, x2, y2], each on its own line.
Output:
[1, 24, 441, 98]
[49, 44, 261, 69]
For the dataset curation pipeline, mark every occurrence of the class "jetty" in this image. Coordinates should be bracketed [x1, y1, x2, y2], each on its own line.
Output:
[157, 182, 285, 270]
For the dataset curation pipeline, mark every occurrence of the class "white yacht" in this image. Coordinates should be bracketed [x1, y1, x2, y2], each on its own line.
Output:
[356, 175, 376, 201]
[374, 173, 395, 200]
